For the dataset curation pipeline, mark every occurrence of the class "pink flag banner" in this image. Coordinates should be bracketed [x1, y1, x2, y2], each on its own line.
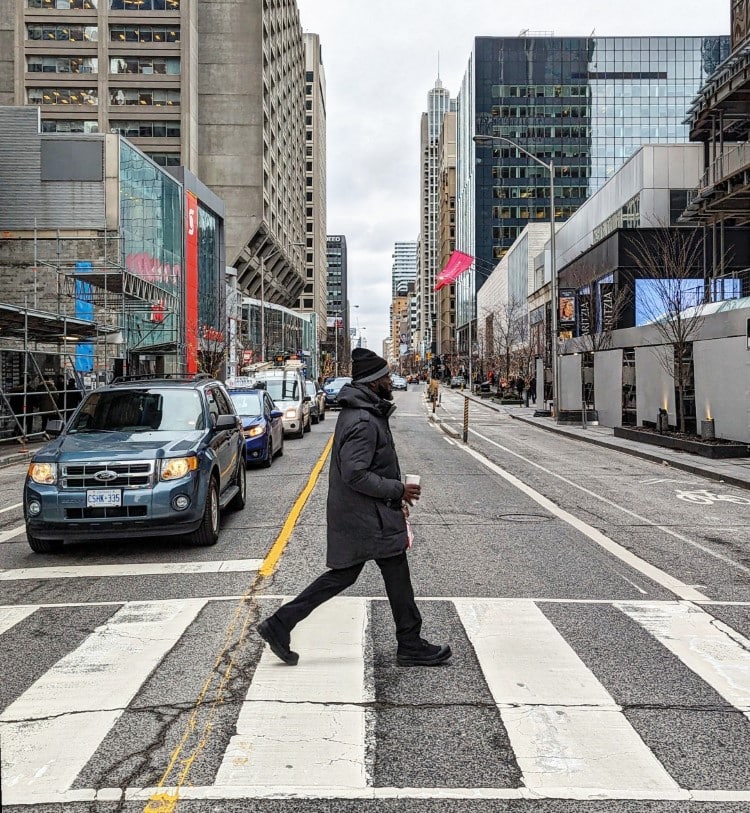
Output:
[434, 250, 474, 291]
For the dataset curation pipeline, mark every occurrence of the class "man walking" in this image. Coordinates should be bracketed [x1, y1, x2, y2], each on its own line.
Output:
[258, 348, 451, 668]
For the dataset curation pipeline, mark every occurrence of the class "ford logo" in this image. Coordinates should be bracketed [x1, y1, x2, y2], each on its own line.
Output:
[94, 470, 118, 482]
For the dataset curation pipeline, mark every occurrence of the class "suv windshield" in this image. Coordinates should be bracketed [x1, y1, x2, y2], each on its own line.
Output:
[263, 378, 300, 403]
[69, 388, 205, 432]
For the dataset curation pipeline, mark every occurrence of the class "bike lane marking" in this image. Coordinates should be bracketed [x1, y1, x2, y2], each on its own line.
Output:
[467, 427, 750, 583]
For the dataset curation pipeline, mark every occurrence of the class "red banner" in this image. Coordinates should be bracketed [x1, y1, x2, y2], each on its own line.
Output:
[435, 250, 474, 291]
[185, 191, 199, 374]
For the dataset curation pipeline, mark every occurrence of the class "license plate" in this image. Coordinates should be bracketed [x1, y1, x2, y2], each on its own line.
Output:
[86, 489, 122, 508]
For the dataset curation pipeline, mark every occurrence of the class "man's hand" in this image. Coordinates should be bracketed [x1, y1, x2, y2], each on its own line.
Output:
[403, 483, 421, 506]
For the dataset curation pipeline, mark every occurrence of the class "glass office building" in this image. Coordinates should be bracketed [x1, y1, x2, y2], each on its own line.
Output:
[455, 35, 730, 334]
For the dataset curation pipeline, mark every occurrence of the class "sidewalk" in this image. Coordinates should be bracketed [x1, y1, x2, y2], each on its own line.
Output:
[429, 390, 750, 492]
[0, 440, 46, 470]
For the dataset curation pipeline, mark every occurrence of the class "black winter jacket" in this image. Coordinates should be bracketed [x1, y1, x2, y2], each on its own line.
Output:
[326, 383, 407, 568]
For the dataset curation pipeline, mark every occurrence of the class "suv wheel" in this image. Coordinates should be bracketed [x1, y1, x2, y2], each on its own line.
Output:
[27, 532, 63, 554]
[229, 460, 246, 510]
[188, 477, 220, 546]
[262, 439, 274, 468]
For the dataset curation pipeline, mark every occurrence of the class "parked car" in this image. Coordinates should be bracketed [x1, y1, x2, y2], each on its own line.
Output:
[228, 386, 284, 467]
[323, 376, 352, 408]
[450, 375, 466, 389]
[23, 375, 246, 553]
[305, 379, 326, 424]
[255, 367, 311, 438]
[391, 374, 408, 391]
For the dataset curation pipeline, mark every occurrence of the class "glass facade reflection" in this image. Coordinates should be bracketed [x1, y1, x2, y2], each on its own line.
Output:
[457, 35, 730, 332]
[119, 140, 183, 353]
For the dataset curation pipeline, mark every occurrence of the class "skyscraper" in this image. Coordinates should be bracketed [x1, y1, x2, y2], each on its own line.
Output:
[418, 76, 455, 357]
[455, 34, 730, 346]
[391, 241, 418, 296]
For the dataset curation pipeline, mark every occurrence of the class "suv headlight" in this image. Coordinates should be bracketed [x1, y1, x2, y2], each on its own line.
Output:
[285, 408, 298, 419]
[244, 425, 265, 438]
[160, 456, 198, 481]
[28, 462, 57, 485]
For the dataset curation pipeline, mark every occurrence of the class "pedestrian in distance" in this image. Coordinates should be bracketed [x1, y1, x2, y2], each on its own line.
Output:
[258, 347, 451, 668]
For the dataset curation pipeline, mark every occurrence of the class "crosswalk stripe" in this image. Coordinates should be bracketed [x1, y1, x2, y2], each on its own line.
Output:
[616, 601, 750, 714]
[455, 598, 681, 794]
[0, 599, 206, 806]
[215, 597, 369, 789]
[0, 605, 36, 635]
[0, 559, 263, 581]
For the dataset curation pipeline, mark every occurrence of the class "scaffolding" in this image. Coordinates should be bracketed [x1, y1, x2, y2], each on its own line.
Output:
[0, 229, 181, 445]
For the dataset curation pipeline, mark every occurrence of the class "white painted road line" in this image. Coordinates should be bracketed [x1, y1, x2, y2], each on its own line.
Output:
[216, 597, 368, 789]
[460, 442, 709, 602]
[0, 605, 37, 635]
[456, 598, 682, 795]
[0, 559, 264, 581]
[617, 601, 750, 714]
[0, 502, 22, 515]
[0, 524, 26, 544]
[0, 599, 206, 806]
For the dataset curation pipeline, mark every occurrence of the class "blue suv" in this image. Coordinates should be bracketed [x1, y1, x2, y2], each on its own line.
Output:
[24, 375, 246, 553]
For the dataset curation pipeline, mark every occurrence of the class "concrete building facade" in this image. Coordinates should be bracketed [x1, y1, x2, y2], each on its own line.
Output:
[0, 0, 309, 309]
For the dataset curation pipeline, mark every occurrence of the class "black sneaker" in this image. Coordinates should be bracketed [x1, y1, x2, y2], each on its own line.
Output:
[397, 639, 452, 667]
[258, 617, 299, 665]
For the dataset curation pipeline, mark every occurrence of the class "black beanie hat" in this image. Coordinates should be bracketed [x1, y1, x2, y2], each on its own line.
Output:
[351, 348, 390, 383]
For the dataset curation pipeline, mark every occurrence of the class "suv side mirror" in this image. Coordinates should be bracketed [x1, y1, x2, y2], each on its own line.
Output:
[303, 395, 311, 403]
[270, 409, 283, 419]
[214, 414, 238, 430]
[45, 419, 65, 437]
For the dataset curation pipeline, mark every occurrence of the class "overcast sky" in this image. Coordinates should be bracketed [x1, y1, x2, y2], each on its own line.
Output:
[296, 1, 730, 351]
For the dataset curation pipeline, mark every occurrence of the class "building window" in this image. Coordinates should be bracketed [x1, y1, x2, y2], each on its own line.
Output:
[109, 24, 179, 42]
[41, 119, 98, 133]
[27, 55, 98, 74]
[110, 56, 180, 75]
[110, 119, 180, 137]
[145, 152, 180, 166]
[27, 87, 98, 105]
[110, 88, 180, 106]
[109, 0, 179, 8]
[27, 23, 98, 41]
[28, 0, 96, 8]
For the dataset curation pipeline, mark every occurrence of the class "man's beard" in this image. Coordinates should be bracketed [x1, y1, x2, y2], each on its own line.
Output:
[374, 382, 393, 401]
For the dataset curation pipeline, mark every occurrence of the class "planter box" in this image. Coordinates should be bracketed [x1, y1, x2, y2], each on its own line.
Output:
[614, 426, 750, 459]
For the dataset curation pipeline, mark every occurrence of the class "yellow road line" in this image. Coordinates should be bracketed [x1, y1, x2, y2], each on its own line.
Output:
[144, 436, 333, 812]
[259, 434, 333, 577]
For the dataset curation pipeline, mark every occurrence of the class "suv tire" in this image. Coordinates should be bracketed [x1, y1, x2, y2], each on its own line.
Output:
[229, 461, 246, 510]
[188, 477, 220, 546]
[27, 532, 63, 554]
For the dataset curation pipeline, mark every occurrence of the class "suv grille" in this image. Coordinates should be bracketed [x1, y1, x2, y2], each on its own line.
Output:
[61, 461, 154, 489]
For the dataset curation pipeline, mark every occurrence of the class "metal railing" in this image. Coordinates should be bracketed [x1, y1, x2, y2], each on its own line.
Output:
[700, 142, 750, 191]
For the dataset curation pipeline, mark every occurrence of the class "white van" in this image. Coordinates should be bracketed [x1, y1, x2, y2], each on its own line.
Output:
[255, 368, 311, 438]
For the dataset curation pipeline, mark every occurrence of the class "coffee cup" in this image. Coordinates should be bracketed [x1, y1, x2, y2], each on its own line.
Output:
[404, 474, 420, 486]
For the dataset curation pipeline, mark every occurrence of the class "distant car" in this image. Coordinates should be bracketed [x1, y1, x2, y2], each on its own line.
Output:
[305, 380, 326, 424]
[23, 375, 246, 553]
[228, 387, 284, 467]
[255, 367, 311, 438]
[323, 376, 352, 408]
[391, 374, 408, 391]
[450, 375, 466, 389]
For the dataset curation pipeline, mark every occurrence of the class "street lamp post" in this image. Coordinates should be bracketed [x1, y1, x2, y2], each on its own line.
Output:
[473, 134, 558, 417]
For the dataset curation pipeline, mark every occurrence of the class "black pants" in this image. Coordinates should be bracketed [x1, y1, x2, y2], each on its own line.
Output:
[274, 552, 422, 646]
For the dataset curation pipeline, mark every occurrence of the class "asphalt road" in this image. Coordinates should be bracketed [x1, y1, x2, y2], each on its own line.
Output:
[2, 384, 750, 812]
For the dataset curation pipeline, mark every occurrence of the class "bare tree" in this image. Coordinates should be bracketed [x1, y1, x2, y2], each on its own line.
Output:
[482, 297, 527, 388]
[627, 227, 707, 433]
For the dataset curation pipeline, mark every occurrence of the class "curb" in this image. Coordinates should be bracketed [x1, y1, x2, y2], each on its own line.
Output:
[0, 450, 33, 470]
